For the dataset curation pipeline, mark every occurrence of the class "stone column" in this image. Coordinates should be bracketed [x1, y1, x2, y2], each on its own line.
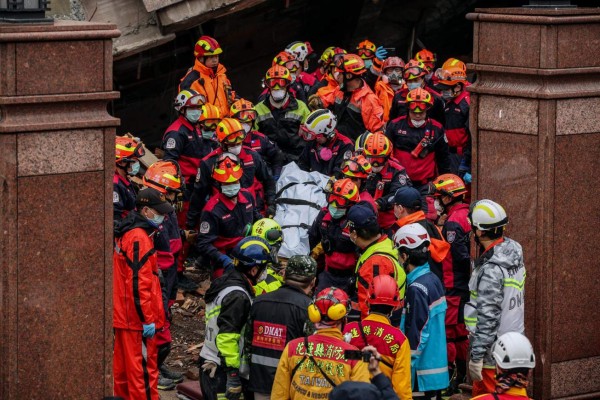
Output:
[0, 21, 120, 399]
[467, 8, 600, 400]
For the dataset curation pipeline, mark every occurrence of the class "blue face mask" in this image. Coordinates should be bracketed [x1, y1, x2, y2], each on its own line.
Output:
[364, 59, 373, 70]
[328, 204, 346, 219]
[202, 130, 214, 140]
[185, 109, 202, 123]
[147, 210, 165, 228]
[128, 161, 140, 176]
[407, 81, 421, 91]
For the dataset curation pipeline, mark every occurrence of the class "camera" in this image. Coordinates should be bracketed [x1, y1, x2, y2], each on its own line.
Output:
[344, 349, 372, 362]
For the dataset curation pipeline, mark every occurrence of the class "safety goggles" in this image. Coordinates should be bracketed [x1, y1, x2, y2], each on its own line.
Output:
[367, 156, 387, 167]
[234, 110, 257, 122]
[357, 48, 374, 59]
[342, 160, 368, 175]
[404, 67, 424, 79]
[284, 60, 301, 72]
[408, 102, 429, 113]
[265, 78, 289, 89]
[327, 194, 354, 208]
[201, 120, 219, 130]
[299, 125, 321, 141]
[222, 131, 246, 146]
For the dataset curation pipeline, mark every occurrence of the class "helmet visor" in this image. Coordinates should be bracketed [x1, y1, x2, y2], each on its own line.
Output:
[299, 125, 320, 141]
[408, 101, 429, 113]
[223, 131, 246, 146]
[201, 120, 219, 130]
[234, 110, 257, 122]
[327, 194, 354, 208]
[284, 60, 301, 72]
[357, 48, 374, 59]
[265, 78, 289, 89]
[367, 156, 387, 167]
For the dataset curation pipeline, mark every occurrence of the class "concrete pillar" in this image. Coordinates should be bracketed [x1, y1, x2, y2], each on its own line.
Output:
[467, 7, 600, 400]
[0, 21, 120, 399]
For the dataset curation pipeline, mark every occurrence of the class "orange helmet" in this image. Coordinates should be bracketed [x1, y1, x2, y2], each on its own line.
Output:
[442, 57, 467, 72]
[368, 274, 401, 308]
[363, 132, 393, 160]
[199, 104, 221, 128]
[308, 287, 351, 324]
[265, 65, 291, 89]
[143, 160, 183, 194]
[436, 66, 467, 86]
[336, 54, 366, 76]
[415, 49, 437, 71]
[356, 39, 377, 60]
[328, 178, 360, 208]
[404, 59, 428, 80]
[406, 88, 433, 113]
[216, 118, 245, 146]
[273, 51, 300, 73]
[212, 152, 243, 183]
[194, 35, 222, 58]
[341, 155, 372, 179]
[433, 174, 467, 197]
[382, 56, 405, 72]
[116, 136, 145, 162]
[329, 47, 347, 68]
[230, 99, 257, 123]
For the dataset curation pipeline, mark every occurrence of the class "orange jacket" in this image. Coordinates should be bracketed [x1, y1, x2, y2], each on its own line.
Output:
[113, 214, 165, 331]
[180, 60, 233, 117]
[344, 314, 413, 400]
[331, 82, 384, 137]
[396, 211, 450, 263]
[375, 79, 396, 122]
[317, 75, 340, 109]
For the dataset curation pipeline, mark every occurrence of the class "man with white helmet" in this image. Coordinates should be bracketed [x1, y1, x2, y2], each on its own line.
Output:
[285, 41, 317, 98]
[472, 332, 535, 400]
[465, 200, 526, 396]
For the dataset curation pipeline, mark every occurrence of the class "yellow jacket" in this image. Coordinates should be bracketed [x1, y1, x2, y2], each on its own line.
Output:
[271, 327, 370, 399]
[344, 314, 413, 400]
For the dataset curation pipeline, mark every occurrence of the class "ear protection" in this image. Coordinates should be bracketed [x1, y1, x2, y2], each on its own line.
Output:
[307, 287, 349, 323]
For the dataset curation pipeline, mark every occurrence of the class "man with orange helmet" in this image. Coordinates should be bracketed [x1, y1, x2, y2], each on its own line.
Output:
[356, 39, 389, 90]
[197, 103, 222, 149]
[179, 35, 234, 116]
[297, 109, 353, 176]
[114, 135, 144, 221]
[385, 88, 451, 191]
[432, 174, 471, 395]
[307, 47, 346, 111]
[329, 54, 384, 141]
[375, 56, 406, 122]
[344, 275, 412, 399]
[230, 98, 284, 179]
[415, 49, 437, 91]
[254, 65, 310, 163]
[340, 154, 378, 213]
[271, 287, 370, 399]
[194, 153, 263, 278]
[308, 178, 361, 294]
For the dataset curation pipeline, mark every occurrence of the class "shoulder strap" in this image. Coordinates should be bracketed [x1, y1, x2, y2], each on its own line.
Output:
[290, 337, 338, 388]
[357, 320, 394, 369]
[492, 393, 500, 400]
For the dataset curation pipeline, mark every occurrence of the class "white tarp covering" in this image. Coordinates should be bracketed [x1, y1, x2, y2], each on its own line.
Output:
[273, 163, 329, 259]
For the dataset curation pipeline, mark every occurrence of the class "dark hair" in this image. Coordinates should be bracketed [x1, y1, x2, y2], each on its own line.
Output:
[481, 226, 504, 240]
[285, 274, 314, 289]
[354, 224, 380, 240]
[370, 304, 394, 316]
[404, 205, 420, 213]
[399, 243, 430, 266]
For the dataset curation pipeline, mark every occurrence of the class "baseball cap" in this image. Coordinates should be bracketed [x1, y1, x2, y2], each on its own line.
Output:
[286, 255, 317, 277]
[136, 187, 174, 214]
[346, 203, 379, 230]
[392, 186, 421, 209]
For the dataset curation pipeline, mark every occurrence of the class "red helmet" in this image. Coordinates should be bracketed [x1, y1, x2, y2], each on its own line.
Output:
[382, 56, 405, 72]
[404, 59, 428, 80]
[368, 274, 401, 308]
[116, 136, 144, 162]
[194, 36, 222, 58]
[341, 155, 372, 179]
[307, 287, 351, 324]
[143, 160, 183, 194]
[433, 174, 467, 197]
[415, 49, 437, 71]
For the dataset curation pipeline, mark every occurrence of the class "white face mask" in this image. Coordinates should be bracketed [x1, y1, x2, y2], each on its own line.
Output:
[411, 119, 426, 128]
[185, 108, 201, 123]
[228, 144, 242, 155]
[257, 268, 268, 283]
[434, 198, 444, 216]
[221, 182, 241, 198]
[372, 165, 384, 173]
[290, 73, 298, 83]
[241, 122, 252, 134]
[270, 89, 287, 102]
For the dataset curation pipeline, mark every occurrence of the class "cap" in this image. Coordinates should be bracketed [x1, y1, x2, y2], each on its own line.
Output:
[346, 203, 378, 230]
[136, 187, 174, 215]
[286, 255, 317, 277]
[392, 186, 421, 209]
[329, 381, 381, 400]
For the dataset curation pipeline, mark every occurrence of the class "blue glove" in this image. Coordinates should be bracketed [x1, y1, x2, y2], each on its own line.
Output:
[375, 46, 388, 60]
[218, 254, 235, 271]
[142, 323, 155, 338]
[463, 172, 472, 184]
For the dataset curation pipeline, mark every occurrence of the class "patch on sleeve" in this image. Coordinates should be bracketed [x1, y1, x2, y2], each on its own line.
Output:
[165, 137, 177, 149]
[446, 231, 456, 243]
[199, 221, 210, 234]
[398, 175, 407, 185]
[113, 191, 119, 203]
[343, 150, 352, 160]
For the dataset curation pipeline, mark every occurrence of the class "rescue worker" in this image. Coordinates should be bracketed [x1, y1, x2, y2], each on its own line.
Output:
[307, 47, 345, 102]
[310, 46, 335, 82]
[252, 218, 285, 295]
[356, 39, 388, 90]
[375, 56, 406, 122]
[465, 200, 526, 397]
[248, 255, 318, 399]
[308, 178, 361, 294]
[344, 275, 413, 399]
[113, 187, 169, 400]
[230, 98, 284, 179]
[254, 65, 310, 163]
[340, 154, 378, 212]
[186, 118, 276, 229]
[197, 103, 222, 150]
[271, 287, 370, 399]
[394, 224, 449, 400]
[432, 174, 470, 395]
[329, 53, 385, 141]
[179, 35, 234, 116]
[198, 237, 272, 400]
[346, 204, 405, 323]
[285, 41, 317, 97]
[114, 136, 144, 221]
[392, 186, 450, 282]
[361, 133, 412, 233]
[194, 153, 262, 278]
[385, 88, 451, 191]
[297, 109, 354, 176]
[434, 60, 471, 175]
[472, 332, 536, 400]
[414, 49, 437, 92]
[388, 60, 445, 125]
[270, 51, 308, 103]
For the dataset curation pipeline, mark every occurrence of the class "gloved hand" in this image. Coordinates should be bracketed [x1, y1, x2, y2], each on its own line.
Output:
[469, 359, 483, 382]
[310, 242, 324, 260]
[142, 323, 156, 338]
[266, 205, 276, 218]
[184, 230, 198, 244]
[375, 46, 388, 60]
[463, 172, 472, 184]
[218, 254, 235, 271]
[201, 360, 218, 378]
[225, 369, 242, 400]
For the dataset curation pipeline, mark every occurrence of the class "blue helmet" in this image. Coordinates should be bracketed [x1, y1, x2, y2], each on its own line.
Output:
[231, 236, 273, 271]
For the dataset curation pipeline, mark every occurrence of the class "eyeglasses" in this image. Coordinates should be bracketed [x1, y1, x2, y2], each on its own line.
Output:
[357, 48, 374, 59]
[265, 78, 289, 89]
[223, 131, 246, 146]
[408, 102, 428, 113]
[234, 110, 257, 122]
[367, 156, 387, 167]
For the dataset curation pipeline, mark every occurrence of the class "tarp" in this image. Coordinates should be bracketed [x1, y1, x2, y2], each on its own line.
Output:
[273, 163, 329, 259]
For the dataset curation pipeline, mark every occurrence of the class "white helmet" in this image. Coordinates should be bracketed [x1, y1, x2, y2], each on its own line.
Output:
[174, 89, 205, 112]
[393, 223, 430, 250]
[285, 41, 309, 62]
[469, 199, 508, 231]
[302, 109, 337, 139]
[492, 332, 536, 370]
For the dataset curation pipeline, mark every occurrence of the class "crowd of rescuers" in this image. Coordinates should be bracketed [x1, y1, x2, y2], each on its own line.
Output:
[112, 36, 531, 400]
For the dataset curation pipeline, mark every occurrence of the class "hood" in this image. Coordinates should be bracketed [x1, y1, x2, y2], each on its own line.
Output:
[204, 269, 254, 303]
[329, 381, 381, 400]
[194, 59, 227, 77]
[481, 237, 524, 271]
[114, 210, 154, 238]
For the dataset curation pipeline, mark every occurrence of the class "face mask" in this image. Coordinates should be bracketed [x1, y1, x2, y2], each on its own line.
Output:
[328, 204, 346, 219]
[222, 183, 241, 198]
[364, 59, 373, 69]
[270, 89, 287, 102]
[319, 147, 333, 161]
[185, 108, 201, 123]
[128, 161, 140, 176]
[146, 210, 165, 228]
[290, 73, 298, 83]
[372, 165, 384, 173]
[411, 119, 426, 128]
[202, 130, 214, 140]
[256, 268, 268, 283]
[407, 82, 421, 91]
[434, 198, 444, 216]
[228, 144, 242, 156]
[441, 89, 454, 100]
[241, 122, 252, 134]
[387, 72, 400, 84]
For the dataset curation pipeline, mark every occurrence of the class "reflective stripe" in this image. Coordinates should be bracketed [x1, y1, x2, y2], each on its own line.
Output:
[142, 339, 147, 361]
[256, 112, 273, 123]
[416, 366, 448, 376]
[206, 305, 221, 320]
[284, 111, 304, 122]
[464, 317, 477, 326]
[251, 353, 281, 368]
[429, 296, 446, 310]
[503, 278, 525, 290]
[470, 290, 477, 299]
